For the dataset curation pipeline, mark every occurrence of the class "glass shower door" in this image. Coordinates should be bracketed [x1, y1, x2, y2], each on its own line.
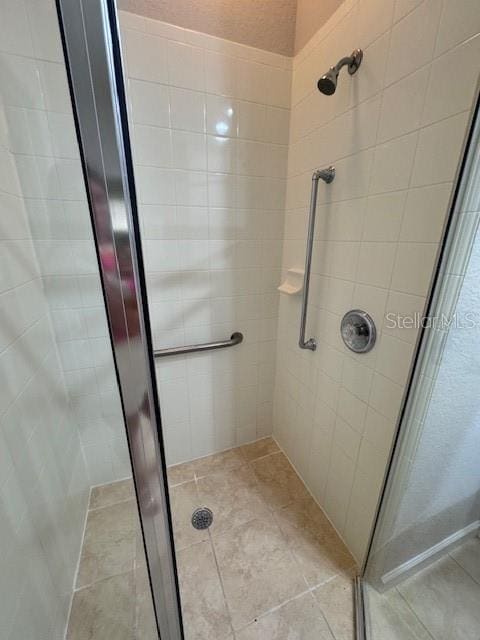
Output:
[359, 89, 480, 639]
[0, 1, 181, 638]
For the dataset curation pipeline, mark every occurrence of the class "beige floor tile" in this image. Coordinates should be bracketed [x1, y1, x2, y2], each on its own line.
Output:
[134, 562, 158, 640]
[196, 465, 271, 536]
[77, 500, 136, 588]
[67, 572, 135, 640]
[397, 554, 480, 640]
[314, 574, 355, 640]
[213, 516, 306, 630]
[365, 584, 432, 640]
[274, 498, 356, 587]
[177, 540, 232, 640]
[168, 461, 196, 486]
[450, 537, 480, 584]
[235, 591, 334, 640]
[194, 447, 246, 478]
[240, 437, 279, 462]
[89, 478, 135, 510]
[251, 452, 310, 510]
[170, 480, 209, 551]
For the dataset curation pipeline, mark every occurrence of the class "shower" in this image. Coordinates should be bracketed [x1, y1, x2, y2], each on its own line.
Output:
[317, 48, 363, 95]
[2, 0, 478, 639]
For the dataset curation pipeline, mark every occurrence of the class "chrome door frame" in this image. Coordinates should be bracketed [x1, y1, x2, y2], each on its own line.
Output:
[55, 1, 183, 637]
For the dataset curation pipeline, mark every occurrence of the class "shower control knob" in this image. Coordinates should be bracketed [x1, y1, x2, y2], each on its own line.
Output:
[341, 310, 376, 354]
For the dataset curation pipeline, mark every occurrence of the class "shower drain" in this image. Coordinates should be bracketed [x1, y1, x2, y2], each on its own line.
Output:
[191, 507, 213, 530]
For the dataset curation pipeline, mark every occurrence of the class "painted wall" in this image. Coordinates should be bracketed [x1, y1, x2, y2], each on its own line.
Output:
[119, 11, 291, 464]
[294, 0, 344, 53]
[118, 0, 298, 56]
[273, 0, 480, 563]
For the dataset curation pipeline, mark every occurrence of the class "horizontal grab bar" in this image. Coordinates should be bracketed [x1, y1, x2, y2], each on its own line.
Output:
[154, 332, 243, 358]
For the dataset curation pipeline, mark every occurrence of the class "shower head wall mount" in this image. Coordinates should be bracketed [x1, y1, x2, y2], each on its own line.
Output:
[317, 49, 363, 95]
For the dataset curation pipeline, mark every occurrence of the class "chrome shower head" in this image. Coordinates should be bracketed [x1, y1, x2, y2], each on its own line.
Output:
[317, 68, 338, 95]
[317, 49, 363, 95]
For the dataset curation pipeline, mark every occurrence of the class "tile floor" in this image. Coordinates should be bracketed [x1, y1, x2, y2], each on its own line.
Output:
[365, 537, 480, 640]
[168, 437, 357, 639]
[66, 478, 157, 640]
[66, 437, 358, 639]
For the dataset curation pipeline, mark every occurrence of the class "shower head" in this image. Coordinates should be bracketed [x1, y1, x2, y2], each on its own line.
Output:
[317, 69, 338, 95]
[317, 49, 363, 95]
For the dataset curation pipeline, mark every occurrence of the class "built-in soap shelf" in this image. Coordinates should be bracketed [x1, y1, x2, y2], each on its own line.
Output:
[278, 268, 304, 295]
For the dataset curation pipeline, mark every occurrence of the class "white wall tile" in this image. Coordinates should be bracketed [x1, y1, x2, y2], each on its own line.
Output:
[411, 111, 469, 187]
[422, 34, 480, 126]
[385, 0, 443, 85]
[377, 67, 429, 142]
[370, 133, 418, 194]
[205, 50, 237, 97]
[124, 29, 168, 83]
[0, 0, 33, 57]
[136, 166, 176, 204]
[272, 0, 477, 567]
[167, 40, 205, 91]
[206, 94, 237, 137]
[362, 192, 407, 241]
[171, 131, 206, 170]
[391, 241, 438, 296]
[120, 13, 291, 468]
[129, 79, 170, 127]
[170, 87, 206, 132]
[435, 0, 480, 55]
[134, 125, 172, 167]
[400, 183, 452, 242]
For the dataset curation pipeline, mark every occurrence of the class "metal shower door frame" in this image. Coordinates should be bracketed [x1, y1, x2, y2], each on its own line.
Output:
[55, 1, 183, 638]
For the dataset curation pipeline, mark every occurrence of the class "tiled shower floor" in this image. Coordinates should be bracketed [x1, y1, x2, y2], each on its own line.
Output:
[366, 537, 480, 640]
[67, 437, 357, 639]
[66, 479, 157, 640]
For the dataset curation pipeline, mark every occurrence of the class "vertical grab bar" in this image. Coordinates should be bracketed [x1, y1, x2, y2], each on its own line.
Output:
[299, 166, 335, 351]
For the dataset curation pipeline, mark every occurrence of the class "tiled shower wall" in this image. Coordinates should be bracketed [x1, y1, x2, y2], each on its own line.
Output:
[0, 0, 128, 487]
[368, 145, 480, 579]
[119, 11, 291, 463]
[0, 34, 90, 640]
[274, 0, 480, 563]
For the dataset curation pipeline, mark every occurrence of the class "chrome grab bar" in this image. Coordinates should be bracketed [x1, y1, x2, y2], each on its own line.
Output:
[154, 332, 243, 358]
[299, 166, 335, 351]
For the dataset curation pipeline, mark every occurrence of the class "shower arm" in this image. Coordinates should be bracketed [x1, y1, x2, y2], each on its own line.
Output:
[299, 166, 335, 351]
[332, 55, 355, 74]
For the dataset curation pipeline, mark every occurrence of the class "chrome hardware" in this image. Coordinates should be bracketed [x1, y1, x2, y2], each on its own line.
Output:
[154, 332, 243, 358]
[299, 167, 335, 351]
[341, 310, 376, 353]
[317, 49, 363, 95]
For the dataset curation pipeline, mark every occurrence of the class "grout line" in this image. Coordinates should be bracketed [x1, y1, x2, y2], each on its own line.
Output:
[63, 485, 91, 640]
[233, 586, 313, 633]
[394, 585, 437, 640]
[271, 435, 358, 572]
[87, 495, 135, 512]
[71, 568, 135, 595]
[448, 543, 480, 587]
[207, 528, 236, 638]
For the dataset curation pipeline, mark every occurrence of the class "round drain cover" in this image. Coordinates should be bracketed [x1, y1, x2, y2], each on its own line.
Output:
[341, 309, 376, 354]
[191, 507, 213, 530]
